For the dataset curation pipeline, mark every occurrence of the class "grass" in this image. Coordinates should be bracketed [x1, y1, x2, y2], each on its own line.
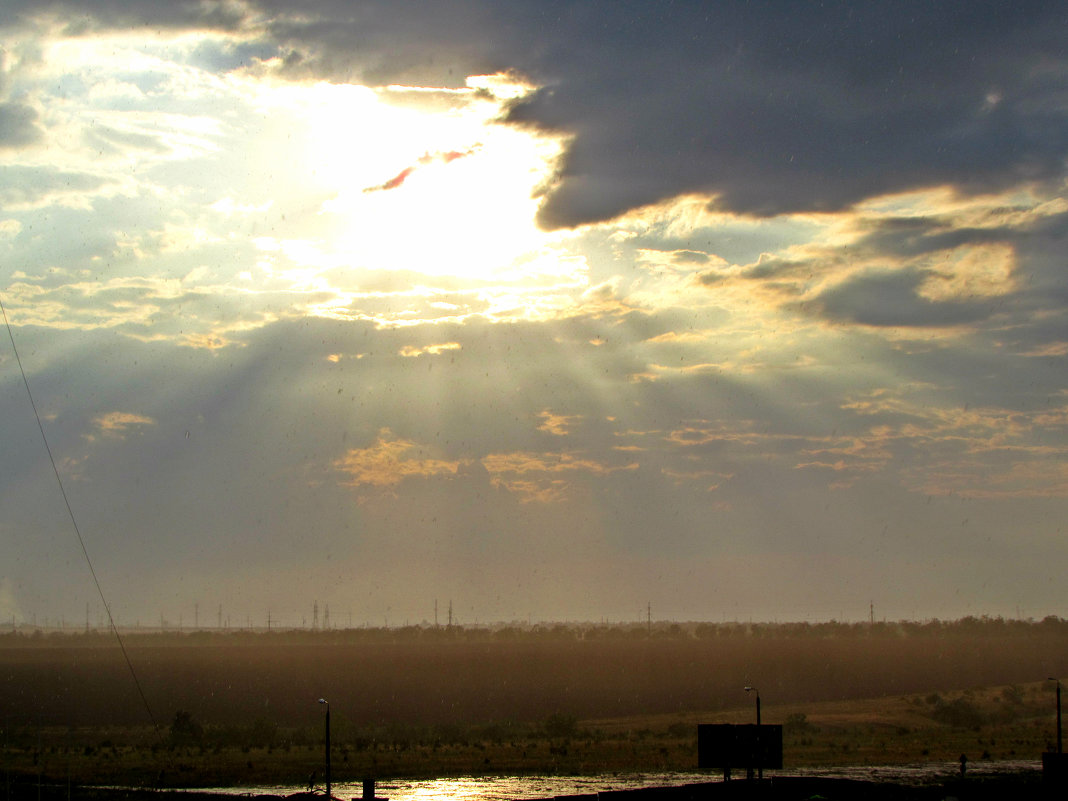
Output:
[2, 680, 1059, 788]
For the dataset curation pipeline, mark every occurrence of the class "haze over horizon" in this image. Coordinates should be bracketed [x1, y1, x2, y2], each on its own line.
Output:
[2, 2, 1068, 629]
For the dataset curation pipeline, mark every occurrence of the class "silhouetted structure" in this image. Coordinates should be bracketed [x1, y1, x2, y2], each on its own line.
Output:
[697, 724, 782, 781]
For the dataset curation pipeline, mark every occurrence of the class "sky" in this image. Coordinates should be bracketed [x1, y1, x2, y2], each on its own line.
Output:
[1, 1, 1067, 629]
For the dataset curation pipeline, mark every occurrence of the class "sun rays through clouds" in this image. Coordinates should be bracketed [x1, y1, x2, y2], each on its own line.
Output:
[3, 2, 1068, 625]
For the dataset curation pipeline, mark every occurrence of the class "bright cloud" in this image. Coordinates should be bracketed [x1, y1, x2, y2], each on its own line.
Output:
[334, 430, 465, 488]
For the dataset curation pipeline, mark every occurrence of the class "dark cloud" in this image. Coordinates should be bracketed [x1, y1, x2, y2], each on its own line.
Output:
[503, 1, 1068, 227]
[810, 268, 996, 328]
[259, 1, 1068, 227]
[2, 0, 249, 34]
[0, 102, 43, 148]
[13, 2, 1068, 227]
[851, 217, 1016, 259]
[252, 1, 506, 88]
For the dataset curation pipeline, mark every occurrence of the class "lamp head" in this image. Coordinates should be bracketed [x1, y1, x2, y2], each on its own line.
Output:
[318, 698, 328, 705]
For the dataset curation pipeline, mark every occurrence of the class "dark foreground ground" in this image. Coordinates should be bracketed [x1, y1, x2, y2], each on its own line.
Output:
[4, 771, 1059, 801]
[4, 622, 1066, 797]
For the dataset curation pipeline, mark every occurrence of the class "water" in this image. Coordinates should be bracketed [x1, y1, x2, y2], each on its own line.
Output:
[198, 761, 1041, 799]
[201, 773, 711, 801]
[788, 759, 1039, 784]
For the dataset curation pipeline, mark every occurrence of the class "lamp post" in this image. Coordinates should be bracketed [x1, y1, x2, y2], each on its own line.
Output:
[1051, 678, 1063, 754]
[744, 686, 762, 779]
[318, 698, 331, 799]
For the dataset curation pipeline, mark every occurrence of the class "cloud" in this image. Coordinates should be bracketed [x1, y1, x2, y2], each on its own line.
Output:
[23, 2, 1065, 228]
[536, 410, 580, 436]
[0, 102, 43, 148]
[333, 429, 466, 488]
[0, 167, 115, 211]
[398, 342, 461, 357]
[481, 450, 638, 503]
[2, 3, 1068, 625]
[2, 0, 252, 35]
[367, 165, 416, 193]
[13, 3, 1068, 237]
[92, 411, 155, 438]
[494, 3, 1068, 227]
[363, 147, 480, 193]
[810, 268, 998, 329]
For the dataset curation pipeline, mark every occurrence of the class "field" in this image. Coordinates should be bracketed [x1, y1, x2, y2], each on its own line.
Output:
[1, 618, 1066, 789]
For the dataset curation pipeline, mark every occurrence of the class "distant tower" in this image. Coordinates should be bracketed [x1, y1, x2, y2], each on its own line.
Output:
[448, 600, 453, 628]
[313, 600, 320, 630]
[324, 605, 330, 630]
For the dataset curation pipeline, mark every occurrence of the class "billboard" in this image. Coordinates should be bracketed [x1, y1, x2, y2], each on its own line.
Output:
[697, 724, 783, 770]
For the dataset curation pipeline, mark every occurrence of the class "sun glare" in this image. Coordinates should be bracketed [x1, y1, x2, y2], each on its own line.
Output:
[302, 76, 567, 284]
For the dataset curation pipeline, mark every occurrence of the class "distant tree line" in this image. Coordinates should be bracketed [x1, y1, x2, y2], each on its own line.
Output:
[1, 614, 1065, 648]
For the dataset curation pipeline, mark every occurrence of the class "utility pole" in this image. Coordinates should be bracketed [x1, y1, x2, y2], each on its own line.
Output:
[1051, 678, 1063, 754]
[745, 686, 762, 780]
[318, 699, 331, 800]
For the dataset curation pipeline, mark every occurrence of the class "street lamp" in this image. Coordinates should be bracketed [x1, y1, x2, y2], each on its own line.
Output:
[1050, 678, 1062, 754]
[744, 685, 761, 725]
[318, 698, 331, 799]
[744, 686, 762, 780]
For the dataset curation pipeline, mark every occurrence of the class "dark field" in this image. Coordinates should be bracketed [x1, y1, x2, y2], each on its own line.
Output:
[2, 618, 1066, 788]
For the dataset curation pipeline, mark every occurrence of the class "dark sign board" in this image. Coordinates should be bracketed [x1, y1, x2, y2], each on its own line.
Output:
[1044, 752, 1068, 787]
[697, 724, 783, 770]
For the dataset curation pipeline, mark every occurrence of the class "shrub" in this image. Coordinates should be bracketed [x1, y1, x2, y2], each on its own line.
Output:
[930, 697, 985, 728]
[169, 710, 203, 746]
[544, 712, 578, 739]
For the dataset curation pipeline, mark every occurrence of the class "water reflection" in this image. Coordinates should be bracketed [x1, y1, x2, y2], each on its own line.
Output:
[372, 773, 712, 801]
[791, 759, 1040, 784]
[201, 762, 1040, 800]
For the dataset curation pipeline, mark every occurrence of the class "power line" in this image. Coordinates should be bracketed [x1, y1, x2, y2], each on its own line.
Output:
[1, 294, 162, 739]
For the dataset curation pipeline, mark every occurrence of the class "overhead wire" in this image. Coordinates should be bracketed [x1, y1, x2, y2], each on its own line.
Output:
[0, 292, 162, 739]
